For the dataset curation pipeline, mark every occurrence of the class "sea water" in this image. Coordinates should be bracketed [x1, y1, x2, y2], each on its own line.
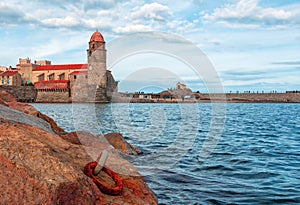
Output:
[32, 103, 300, 204]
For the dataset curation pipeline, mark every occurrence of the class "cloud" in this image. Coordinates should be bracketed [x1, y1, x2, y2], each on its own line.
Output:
[0, 2, 37, 25]
[222, 75, 300, 87]
[272, 61, 300, 65]
[131, 2, 171, 21]
[41, 15, 81, 28]
[0, 0, 199, 37]
[220, 67, 300, 88]
[113, 24, 153, 34]
[202, 0, 297, 28]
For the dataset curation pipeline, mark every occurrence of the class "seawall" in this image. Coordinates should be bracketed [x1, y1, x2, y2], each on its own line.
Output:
[201, 93, 300, 103]
[0, 85, 36, 102]
[36, 89, 71, 103]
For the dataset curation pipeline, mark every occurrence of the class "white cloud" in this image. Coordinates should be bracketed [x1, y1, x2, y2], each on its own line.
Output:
[113, 24, 152, 34]
[131, 2, 171, 21]
[202, 0, 296, 28]
[0, 2, 37, 25]
[41, 15, 81, 27]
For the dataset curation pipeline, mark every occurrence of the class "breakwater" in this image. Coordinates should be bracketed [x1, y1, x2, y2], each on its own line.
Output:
[114, 92, 300, 103]
[201, 93, 300, 103]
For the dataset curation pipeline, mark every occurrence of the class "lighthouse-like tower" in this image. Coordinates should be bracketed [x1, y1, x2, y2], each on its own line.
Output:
[87, 30, 107, 87]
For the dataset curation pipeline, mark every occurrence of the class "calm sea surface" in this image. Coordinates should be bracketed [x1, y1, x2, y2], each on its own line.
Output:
[32, 103, 300, 204]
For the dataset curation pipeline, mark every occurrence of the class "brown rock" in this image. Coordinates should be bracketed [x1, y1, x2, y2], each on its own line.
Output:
[60, 131, 100, 145]
[0, 115, 157, 204]
[0, 90, 16, 103]
[0, 90, 65, 134]
[37, 111, 66, 135]
[0, 90, 38, 116]
[103, 133, 142, 155]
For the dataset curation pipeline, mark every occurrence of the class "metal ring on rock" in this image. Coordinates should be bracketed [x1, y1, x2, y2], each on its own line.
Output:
[84, 162, 123, 196]
[93, 150, 108, 176]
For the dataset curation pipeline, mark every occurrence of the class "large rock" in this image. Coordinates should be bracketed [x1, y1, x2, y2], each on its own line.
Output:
[0, 90, 38, 116]
[0, 91, 157, 204]
[103, 133, 142, 155]
[0, 104, 54, 134]
[37, 111, 66, 135]
[0, 116, 157, 204]
[0, 90, 66, 135]
[61, 132, 142, 155]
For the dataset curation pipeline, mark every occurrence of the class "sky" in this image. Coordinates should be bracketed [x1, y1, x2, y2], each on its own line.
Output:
[0, 0, 299, 93]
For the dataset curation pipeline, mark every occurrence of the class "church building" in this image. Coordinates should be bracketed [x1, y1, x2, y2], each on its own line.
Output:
[32, 30, 118, 103]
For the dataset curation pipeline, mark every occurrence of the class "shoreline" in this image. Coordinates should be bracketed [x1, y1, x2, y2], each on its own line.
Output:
[31, 101, 300, 104]
[1, 86, 299, 103]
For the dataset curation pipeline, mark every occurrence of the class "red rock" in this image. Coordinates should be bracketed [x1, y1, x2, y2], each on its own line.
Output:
[0, 90, 38, 116]
[60, 131, 99, 145]
[0, 90, 16, 103]
[0, 116, 157, 204]
[103, 132, 142, 155]
[0, 90, 65, 134]
[0, 90, 157, 204]
[37, 111, 66, 135]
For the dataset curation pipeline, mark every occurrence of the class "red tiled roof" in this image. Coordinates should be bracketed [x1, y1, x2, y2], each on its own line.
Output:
[90, 30, 104, 42]
[33, 64, 87, 71]
[69, 70, 88, 75]
[0, 71, 19, 76]
[36, 80, 69, 83]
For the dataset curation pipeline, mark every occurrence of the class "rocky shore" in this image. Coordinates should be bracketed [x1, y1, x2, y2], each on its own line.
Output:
[0, 90, 157, 204]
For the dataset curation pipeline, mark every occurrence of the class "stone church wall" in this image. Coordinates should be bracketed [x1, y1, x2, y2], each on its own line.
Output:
[35, 89, 71, 103]
[71, 83, 108, 103]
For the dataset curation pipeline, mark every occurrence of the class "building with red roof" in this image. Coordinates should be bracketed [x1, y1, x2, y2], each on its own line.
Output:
[0, 70, 22, 86]
[176, 82, 187, 90]
[32, 64, 87, 82]
[26, 30, 118, 102]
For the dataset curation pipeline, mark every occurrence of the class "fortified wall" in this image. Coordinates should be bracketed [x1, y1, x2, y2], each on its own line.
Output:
[0, 85, 36, 102]
[35, 90, 70, 103]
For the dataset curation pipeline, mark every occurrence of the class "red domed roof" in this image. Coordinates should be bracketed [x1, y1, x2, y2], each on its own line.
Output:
[90, 30, 104, 42]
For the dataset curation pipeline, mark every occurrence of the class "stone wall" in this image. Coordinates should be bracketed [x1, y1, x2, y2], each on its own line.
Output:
[200, 93, 300, 103]
[36, 90, 71, 103]
[0, 85, 36, 102]
[71, 83, 108, 103]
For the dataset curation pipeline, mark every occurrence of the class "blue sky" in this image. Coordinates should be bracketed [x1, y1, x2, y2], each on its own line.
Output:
[0, 0, 299, 93]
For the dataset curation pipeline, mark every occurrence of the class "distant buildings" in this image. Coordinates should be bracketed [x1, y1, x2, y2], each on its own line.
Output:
[0, 71, 21, 86]
[176, 82, 186, 90]
[118, 82, 197, 102]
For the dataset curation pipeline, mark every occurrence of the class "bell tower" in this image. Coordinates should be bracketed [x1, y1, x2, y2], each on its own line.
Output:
[87, 30, 107, 87]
